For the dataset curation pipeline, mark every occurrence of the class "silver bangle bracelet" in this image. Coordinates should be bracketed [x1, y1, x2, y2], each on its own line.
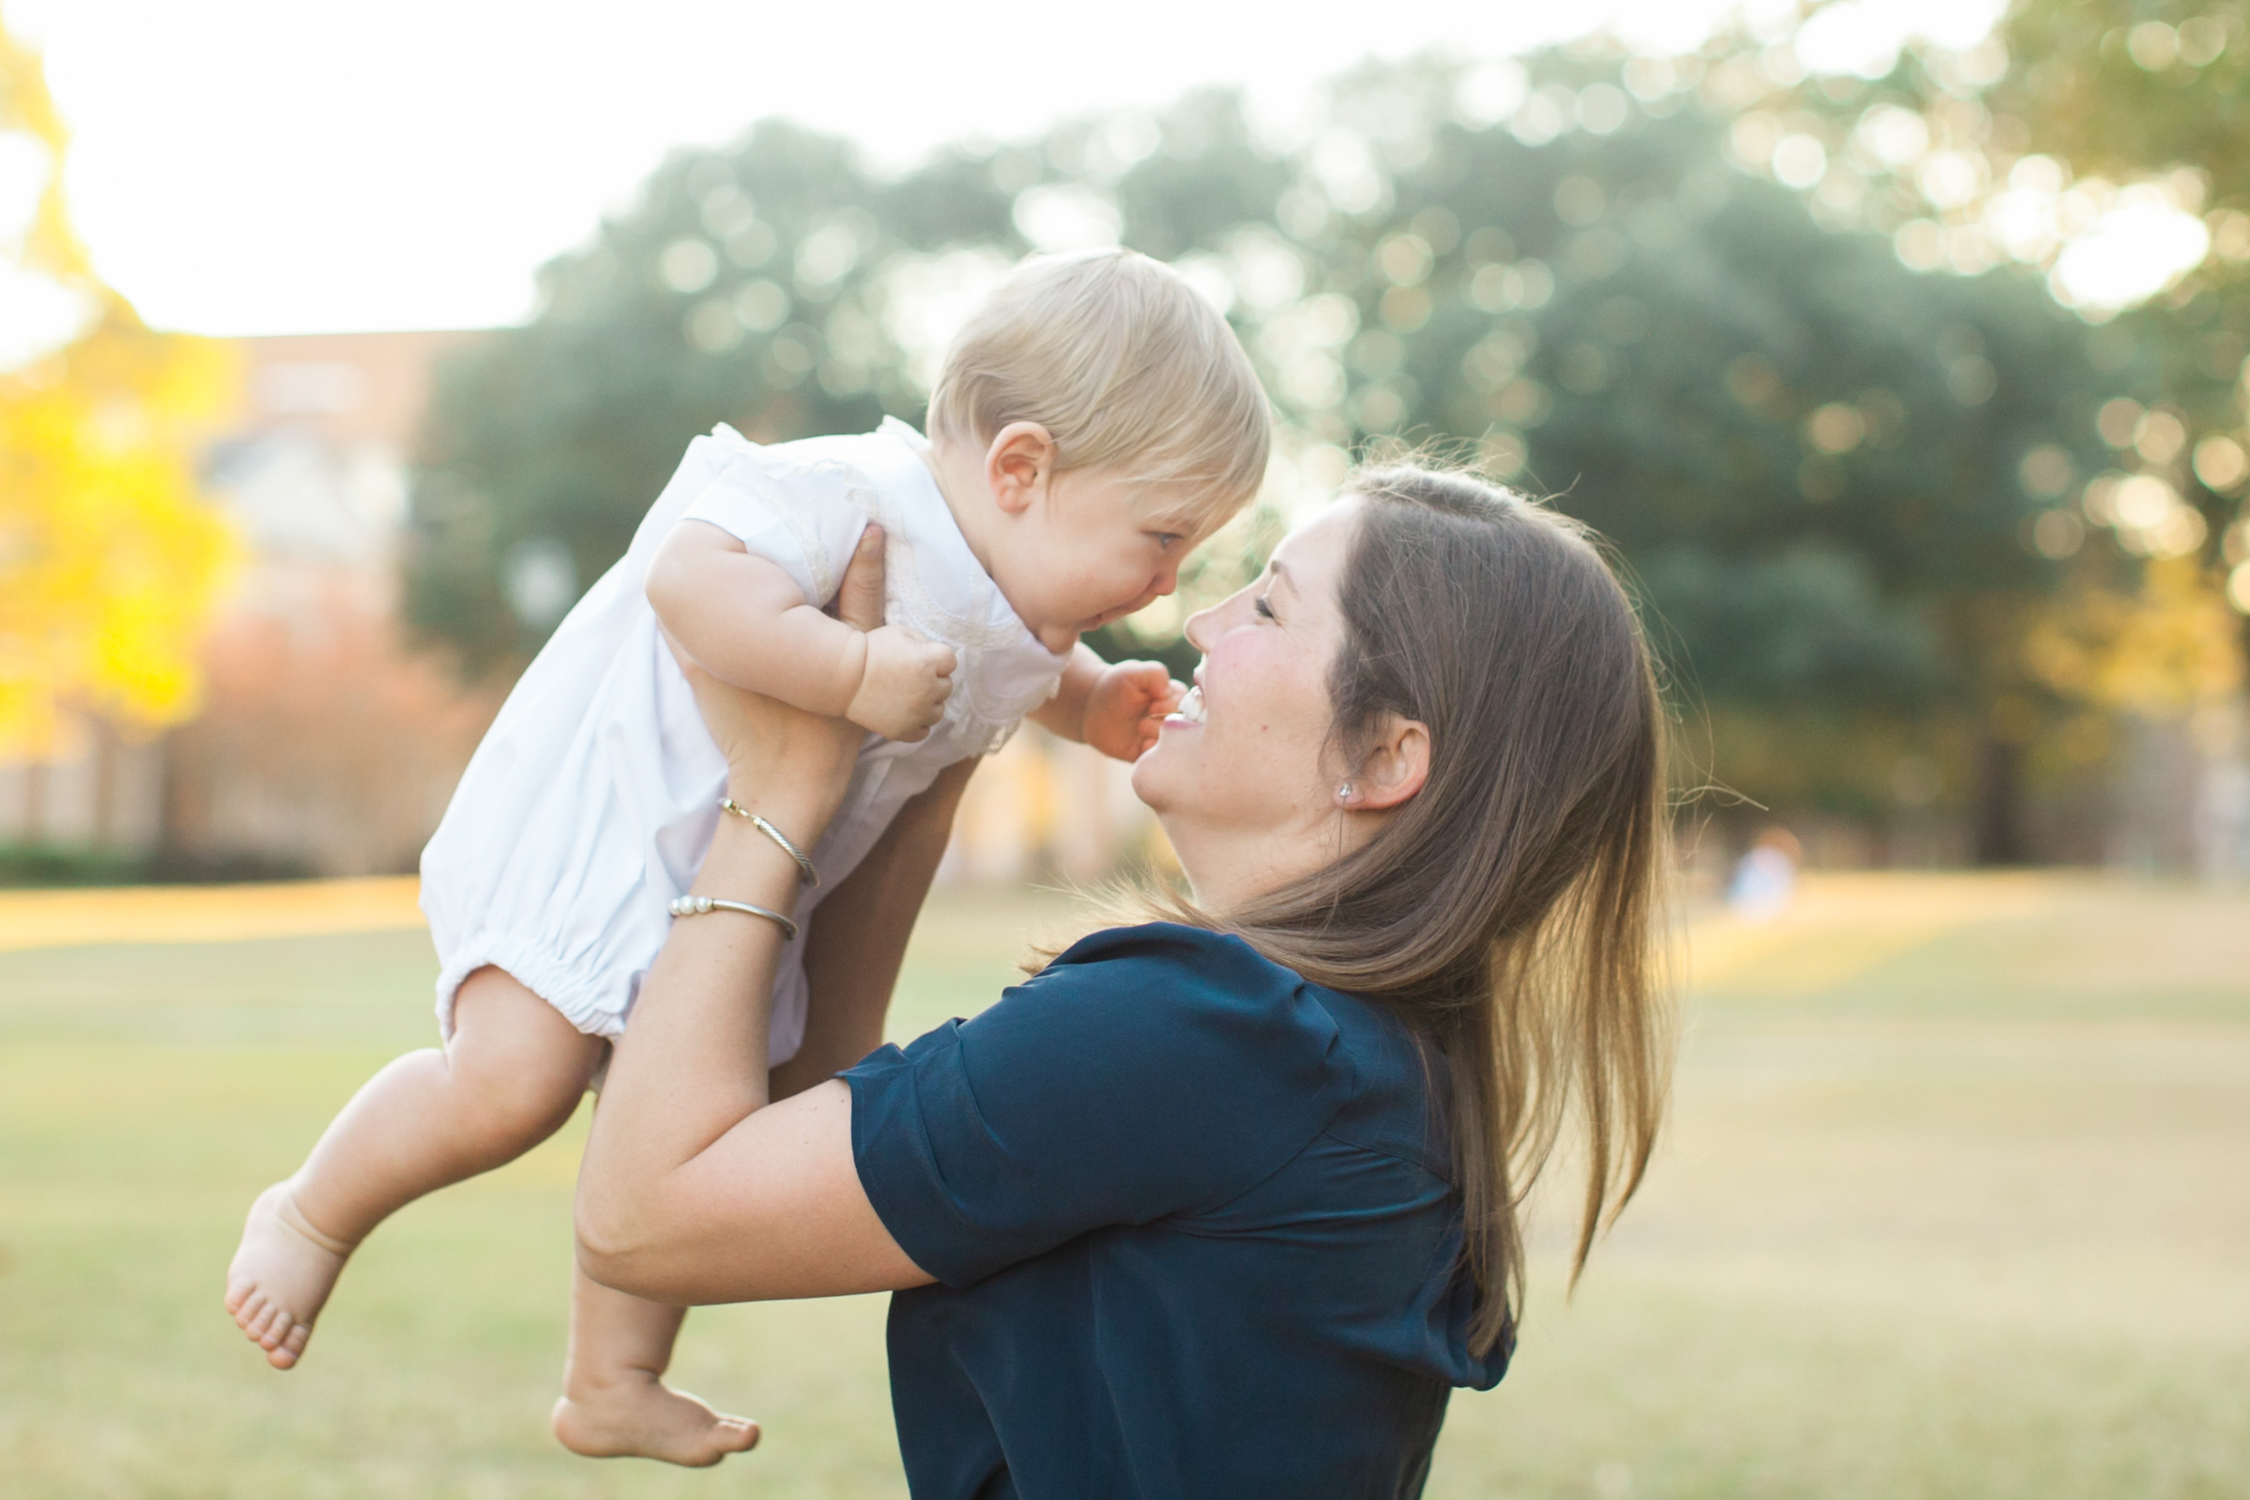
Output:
[720, 798, 820, 887]
[667, 894, 799, 942]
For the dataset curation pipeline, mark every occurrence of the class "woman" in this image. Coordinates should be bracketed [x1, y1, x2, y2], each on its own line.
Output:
[575, 465, 1674, 1497]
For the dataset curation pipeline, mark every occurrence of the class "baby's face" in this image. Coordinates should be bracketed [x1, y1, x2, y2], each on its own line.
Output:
[993, 471, 1218, 655]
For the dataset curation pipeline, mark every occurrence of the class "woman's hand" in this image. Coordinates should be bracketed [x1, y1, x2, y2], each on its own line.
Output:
[675, 524, 888, 842]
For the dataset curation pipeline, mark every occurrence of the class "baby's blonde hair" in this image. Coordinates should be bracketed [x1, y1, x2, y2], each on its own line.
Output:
[927, 249, 1272, 526]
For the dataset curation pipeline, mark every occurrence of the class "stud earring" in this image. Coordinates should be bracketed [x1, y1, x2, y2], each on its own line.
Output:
[1337, 781, 1354, 802]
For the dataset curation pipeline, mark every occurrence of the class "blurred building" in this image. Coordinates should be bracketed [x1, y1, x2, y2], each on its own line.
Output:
[165, 332, 511, 875]
[2126, 702, 2250, 880]
[0, 331, 503, 877]
[0, 330, 1159, 883]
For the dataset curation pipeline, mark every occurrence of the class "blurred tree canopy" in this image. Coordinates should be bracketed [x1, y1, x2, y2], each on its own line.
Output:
[1684, 0, 2250, 847]
[1933, 0, 2250, 599]
[0, 11, 237, 758]
[413, 31, 2235, 853]
[1762, 0, 2250, 560]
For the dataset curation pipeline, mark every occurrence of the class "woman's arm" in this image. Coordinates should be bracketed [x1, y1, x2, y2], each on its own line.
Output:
[578, 529, 935, 1305]
[578, 1066, 927, 1306]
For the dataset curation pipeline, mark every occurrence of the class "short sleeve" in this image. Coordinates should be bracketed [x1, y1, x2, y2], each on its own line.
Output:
[843, 924, 1354, 1288]
[678, 438, 871, 607]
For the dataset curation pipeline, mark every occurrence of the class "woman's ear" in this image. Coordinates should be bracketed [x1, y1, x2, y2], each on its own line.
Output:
[1342, 714, 1431, 812]
[985, 422, 1058, 516]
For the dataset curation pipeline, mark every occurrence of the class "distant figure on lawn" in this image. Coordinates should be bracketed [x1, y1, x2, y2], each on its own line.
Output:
[1728, 825, 1803, 921]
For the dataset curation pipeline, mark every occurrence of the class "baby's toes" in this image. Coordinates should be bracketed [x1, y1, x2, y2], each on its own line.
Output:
[253, 1301, 294, 1346]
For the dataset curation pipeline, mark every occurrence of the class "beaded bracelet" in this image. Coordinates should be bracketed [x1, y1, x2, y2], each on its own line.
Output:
[667, 893, 799, 942]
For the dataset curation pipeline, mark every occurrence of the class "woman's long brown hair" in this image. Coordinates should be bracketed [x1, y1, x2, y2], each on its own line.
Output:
[1145, 464, 1674, 1356]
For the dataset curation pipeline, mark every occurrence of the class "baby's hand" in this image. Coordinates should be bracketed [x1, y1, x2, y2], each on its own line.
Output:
[1080, 660, 1183, 762]
[847, 625, 957, 742]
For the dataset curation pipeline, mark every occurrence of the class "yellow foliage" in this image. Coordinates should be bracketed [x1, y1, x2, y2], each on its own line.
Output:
[2022, 557, 2245, 718]
[0, 6, 82, 279]
[1, 8, 239, 757]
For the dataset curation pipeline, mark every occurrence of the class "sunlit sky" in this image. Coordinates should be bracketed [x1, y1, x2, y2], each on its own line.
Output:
[15, 0, 2178, 343]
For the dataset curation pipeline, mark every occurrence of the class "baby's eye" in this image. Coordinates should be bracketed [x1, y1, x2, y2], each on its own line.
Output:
[1152, 532, 1184, 552]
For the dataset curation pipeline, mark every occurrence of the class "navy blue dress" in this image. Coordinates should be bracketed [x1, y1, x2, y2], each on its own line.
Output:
[843, 923, 1509, 1500]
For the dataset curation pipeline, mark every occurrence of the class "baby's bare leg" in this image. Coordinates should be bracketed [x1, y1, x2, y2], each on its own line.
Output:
[543, 765, 974, 1459]
[225, 966, 606, 1369]
[551, 1271, 758, 1466]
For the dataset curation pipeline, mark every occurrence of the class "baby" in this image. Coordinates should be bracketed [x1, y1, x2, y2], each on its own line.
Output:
[223, 248, 1271, 1464]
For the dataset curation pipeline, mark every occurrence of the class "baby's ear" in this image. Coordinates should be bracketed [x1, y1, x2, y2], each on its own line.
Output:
[986, 422, 1058, 515]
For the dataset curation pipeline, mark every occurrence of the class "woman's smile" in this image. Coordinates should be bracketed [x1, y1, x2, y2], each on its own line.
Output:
[1129, 499, 1369, 909]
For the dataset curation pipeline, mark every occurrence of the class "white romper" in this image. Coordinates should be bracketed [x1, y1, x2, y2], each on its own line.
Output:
[419, 418, 1068, 1062]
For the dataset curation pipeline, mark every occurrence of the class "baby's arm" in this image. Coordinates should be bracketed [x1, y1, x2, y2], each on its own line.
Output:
[649, 521, 955, 741]
[1030, 642, 1183, 762]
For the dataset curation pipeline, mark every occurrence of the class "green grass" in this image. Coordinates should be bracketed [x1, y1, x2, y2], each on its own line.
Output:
[2, 877, 2246, 1497]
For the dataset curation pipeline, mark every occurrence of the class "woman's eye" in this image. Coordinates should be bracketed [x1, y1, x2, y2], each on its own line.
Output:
[1253, 596, 1276, 620]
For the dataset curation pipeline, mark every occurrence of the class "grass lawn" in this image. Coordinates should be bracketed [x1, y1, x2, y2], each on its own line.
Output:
[1, 875, 2245, 1498]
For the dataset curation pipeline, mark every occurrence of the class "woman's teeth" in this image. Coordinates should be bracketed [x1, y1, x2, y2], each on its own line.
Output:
[1172, 686, 1206, 723]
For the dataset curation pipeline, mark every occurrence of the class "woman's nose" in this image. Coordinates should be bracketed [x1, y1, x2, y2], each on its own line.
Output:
[1183, 603, 1216, 654]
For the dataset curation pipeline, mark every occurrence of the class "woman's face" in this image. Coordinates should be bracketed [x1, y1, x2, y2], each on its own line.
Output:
[1131, 497, 1361, 900]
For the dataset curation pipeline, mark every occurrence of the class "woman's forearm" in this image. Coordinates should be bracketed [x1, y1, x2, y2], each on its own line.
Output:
[575, 805, 808, 1265]
[576, 781, 928, 1305]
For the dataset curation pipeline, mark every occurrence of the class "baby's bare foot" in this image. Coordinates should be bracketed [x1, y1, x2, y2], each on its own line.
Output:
[223, 1182, 354, 1370]
[552, 1373, 759, 1467]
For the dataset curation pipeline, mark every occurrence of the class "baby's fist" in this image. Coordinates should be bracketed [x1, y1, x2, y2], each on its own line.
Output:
[1080, 659, 1182, 762]
[848, 625, 956, 742]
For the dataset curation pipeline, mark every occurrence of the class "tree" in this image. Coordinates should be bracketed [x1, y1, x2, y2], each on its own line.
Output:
[1706, 0, 2250, 852]
[1764, 0, 2250, 566]
[1097, 54, 2113, 841]
[1920, 1, 2250, 631]
[0, 10, 236, 759]
[409, 45, 2128, 852]
[408, 122, 1012, 673]
[1272, 53, 2123, 850]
